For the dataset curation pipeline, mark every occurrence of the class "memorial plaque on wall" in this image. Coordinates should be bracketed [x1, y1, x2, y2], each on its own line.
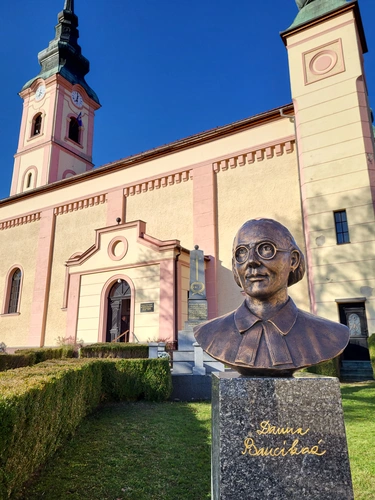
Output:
[140, 303, 154, 313]
[188, 299, 208, 321]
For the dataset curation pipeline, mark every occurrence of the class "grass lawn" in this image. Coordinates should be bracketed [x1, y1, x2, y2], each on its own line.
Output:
[341, 382, 375, 500]
[14, 402, 212, 500]
[14, 382, 375, 500]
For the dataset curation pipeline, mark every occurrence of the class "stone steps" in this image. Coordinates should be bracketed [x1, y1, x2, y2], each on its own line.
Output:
[341, 361, 374, 381]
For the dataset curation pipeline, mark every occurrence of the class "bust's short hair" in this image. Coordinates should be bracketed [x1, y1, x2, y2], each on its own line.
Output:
[232, 218, 305, 288]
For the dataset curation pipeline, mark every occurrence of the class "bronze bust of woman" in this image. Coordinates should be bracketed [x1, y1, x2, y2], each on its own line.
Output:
[194, 218, 349, 376]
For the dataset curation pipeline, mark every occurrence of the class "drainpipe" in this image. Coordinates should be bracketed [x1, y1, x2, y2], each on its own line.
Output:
[174, 246, 181, 348]
[279, 106, 313, 311]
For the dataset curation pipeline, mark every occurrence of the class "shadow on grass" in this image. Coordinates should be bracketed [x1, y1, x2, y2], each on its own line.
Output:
[341, 383, 375, 500]
[14, 401, 212, 500]
[341, 382, 375, 422]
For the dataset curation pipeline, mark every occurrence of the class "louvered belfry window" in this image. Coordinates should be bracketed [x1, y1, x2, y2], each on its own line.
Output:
[68, 117, 80, 143]
[8, 269, 21, 313]
[33, 114, 42, 136]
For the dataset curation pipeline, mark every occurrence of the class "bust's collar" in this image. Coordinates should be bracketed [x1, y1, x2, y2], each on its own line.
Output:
[234, 298, 298, 336]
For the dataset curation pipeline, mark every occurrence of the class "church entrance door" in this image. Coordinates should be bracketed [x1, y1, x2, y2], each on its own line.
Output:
[339, 302, 370, 360]
[106, 280, 131, 342]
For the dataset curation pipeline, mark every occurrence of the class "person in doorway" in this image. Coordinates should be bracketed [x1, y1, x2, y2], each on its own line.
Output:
[121, 315, 129, 342]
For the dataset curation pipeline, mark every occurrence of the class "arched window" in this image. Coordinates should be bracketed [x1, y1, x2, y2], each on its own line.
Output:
[68, 117, 80, 143]
[8, 269, 22, 314]
[26, 172, 33, 189]
[22, 166, 37, 192]
[32, 113, 42, 136]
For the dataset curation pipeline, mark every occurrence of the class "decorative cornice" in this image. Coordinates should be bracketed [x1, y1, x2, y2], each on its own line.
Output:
[0, 137, 295, 228]
[124, 170, 191, 197]
[66, 220, 186, 268]
[0, 212, 41, 231]
[212, 139, 295, 173]
[0, 103, 294, 208]
[53, 194, 106, 215]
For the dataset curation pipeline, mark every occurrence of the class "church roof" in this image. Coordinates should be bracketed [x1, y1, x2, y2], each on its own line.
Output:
[281, 0, 367, 53]
[0, 103, 294, 206]
[21, 0, 99, 104]
[288, 0, 348, 30]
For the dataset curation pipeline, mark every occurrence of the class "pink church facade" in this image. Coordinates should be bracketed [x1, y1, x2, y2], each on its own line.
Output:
[0, 1, 374, 374]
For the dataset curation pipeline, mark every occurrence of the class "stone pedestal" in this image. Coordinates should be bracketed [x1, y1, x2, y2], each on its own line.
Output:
[148, 342, 158, 359]
[177, 322, 198, 352]
[212, 373, 353, 500]
[192, 342, 206, 375]
[173, 322, 224, 375]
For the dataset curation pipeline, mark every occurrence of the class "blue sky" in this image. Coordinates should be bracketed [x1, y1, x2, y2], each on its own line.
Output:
[1, 0, 375, 200]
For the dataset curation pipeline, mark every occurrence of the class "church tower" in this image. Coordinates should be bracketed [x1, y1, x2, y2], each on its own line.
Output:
[282, 0, 375, 335]
[10, 0, 100, 196]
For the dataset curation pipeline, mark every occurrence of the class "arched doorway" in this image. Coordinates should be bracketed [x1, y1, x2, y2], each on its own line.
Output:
[106, 279, 131, 342]
[338, 301, 373, 381]
[339, 302, 370, 361]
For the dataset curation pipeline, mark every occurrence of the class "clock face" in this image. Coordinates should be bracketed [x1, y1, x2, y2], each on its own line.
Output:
[71, 90, 83, 108]
[35, 85, 46, 101]
[348, 313, 361, 336]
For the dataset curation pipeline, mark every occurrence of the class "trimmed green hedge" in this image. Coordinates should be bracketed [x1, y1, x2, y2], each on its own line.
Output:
[0, 358, 171, 498]
[0, 346, 74, 372]
[369, 334, 375, 377]
[15, 346, 75, 362]
[80, 342, 148, 359]
[303, 356, 340, 378]
[102, 358, 172, 402]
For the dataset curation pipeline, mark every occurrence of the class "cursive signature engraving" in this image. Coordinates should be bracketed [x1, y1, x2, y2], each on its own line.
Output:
[256, 420, 310, 436]
[242, 438, 326, 457]
[242, 422, 327, 458]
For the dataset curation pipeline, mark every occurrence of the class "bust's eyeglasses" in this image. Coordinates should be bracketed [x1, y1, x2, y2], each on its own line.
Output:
[235, 241, 290, 263]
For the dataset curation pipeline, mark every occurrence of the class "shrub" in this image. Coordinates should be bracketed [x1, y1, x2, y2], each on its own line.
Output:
[15, 346, 75, 363]
[0, 357, 171, 498]
[0, 352, 37, 372]
[303, 356, 340, 378]
[369, 334, 375, 377]
[102, 358, 172, 402]
[80, 342, 148, 359]
[0, 359, 102, 498]
[0, 346, 75, 372]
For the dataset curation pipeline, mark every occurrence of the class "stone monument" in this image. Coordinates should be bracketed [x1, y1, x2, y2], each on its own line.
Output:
[194, 218, 353, 499]
[172, 245, 223, 379]
[178, 245, 208, 354]
[188, 245, 209, 322]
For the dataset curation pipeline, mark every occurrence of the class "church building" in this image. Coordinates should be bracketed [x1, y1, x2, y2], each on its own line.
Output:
[0, 0, 374, 372]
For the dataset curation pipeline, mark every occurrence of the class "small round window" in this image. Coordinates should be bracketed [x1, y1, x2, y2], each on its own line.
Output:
[108, 237, 128, 261]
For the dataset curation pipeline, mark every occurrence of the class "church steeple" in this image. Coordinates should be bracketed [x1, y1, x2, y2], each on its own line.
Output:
[64, 0, 75, 11]
[21, 0, 99, 104]
[10, 0, 100, 196]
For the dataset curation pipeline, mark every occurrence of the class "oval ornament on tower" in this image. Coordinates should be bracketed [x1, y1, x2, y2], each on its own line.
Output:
[310, 50, 338, 75]
[303, 39, 345, 85]
[108, 236, 128, 261]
